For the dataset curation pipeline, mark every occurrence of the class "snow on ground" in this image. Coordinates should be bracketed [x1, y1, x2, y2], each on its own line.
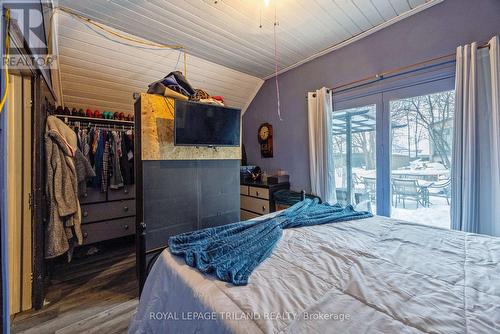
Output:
[368, 197, 451, 229]
[335, 167, 452, 229]
[391, 197, 451, 229]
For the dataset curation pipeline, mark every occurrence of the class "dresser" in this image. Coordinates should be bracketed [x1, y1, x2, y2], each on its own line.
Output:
[240, 180, 290, 220]
[79, 185, 136, 245]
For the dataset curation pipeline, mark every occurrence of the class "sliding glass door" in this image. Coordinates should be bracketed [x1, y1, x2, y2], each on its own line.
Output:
[332, 104, 377, 210]
[386, 85, 455, 228]
[333, 75, 455, 227]
[333, 96, 383, 214]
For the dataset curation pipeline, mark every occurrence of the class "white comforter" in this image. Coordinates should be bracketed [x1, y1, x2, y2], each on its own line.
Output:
[129, 215, 500, 333]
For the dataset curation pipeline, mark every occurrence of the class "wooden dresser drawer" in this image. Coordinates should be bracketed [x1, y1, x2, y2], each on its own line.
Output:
[240, 209, 260, 221]
[81, 217, 135, 245]
[108, 184, 135, 201]
[248, 186, 269, 200]
[240, 195, 270, 215]
[79, 188, 106, 204]
[240, 185, 249, 195]
[81, 199, 136, 223]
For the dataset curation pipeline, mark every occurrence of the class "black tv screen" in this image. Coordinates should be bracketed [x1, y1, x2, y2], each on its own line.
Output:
[174, 100, 241, 147]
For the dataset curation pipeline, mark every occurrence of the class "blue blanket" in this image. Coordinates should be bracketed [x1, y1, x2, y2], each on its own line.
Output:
[168, 198, 373, 285]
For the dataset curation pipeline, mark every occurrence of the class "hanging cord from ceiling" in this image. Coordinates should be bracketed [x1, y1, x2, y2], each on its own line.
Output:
[259, 4, 263, 29]
[0, 8, 11, 115]
[273, 3, 282, 121]
[211, 0, 283, 120]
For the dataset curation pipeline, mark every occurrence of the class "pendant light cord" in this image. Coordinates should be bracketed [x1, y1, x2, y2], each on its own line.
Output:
[273, 4, 282, 121]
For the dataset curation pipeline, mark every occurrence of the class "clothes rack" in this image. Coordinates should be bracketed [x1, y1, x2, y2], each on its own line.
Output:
[64, 120, 134, 132]
[54, 114, 134, 125]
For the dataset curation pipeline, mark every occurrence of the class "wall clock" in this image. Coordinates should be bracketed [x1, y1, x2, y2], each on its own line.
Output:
[258, 123, 273, 158]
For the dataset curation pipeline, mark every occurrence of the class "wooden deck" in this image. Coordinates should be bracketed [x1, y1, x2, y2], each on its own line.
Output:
[11, 239, 138, 334]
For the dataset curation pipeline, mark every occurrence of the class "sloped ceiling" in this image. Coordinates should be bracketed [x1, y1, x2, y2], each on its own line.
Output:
[55, 12, 264, 115]
[57, 0, 439, 79]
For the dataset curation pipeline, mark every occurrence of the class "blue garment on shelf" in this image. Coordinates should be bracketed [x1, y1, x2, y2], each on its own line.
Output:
[168, 198, 373, 286]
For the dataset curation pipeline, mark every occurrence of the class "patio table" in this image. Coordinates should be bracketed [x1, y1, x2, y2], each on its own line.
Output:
[391, 169, 449, 182]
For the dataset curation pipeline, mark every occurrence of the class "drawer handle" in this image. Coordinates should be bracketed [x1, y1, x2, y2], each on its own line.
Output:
[262, 206, 266, 212]
[83, 232, 88, 238]
[256, 191, 260, 196]
[123, 206, 129, 212]
[83, 211, 88, 217]
[124, 188, 129, 194]
[83, 192, 88, 198]
[124, 224, 129, 230]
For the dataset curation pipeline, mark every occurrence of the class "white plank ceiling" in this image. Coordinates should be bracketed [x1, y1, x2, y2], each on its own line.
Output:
[57, 0, 436, 79]
[55, 12, 264, 115]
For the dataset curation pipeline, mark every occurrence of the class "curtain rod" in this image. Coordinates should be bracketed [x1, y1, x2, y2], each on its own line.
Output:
[307, 41, 491, 98]
[331, 52, 455, 92]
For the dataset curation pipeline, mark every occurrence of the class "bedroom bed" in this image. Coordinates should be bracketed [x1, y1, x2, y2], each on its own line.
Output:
[129, 212, 500, 333]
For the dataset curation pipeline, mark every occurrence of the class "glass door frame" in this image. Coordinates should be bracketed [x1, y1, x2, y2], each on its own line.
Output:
[333, 94, 387, 216]
[333, 76, 455, 218]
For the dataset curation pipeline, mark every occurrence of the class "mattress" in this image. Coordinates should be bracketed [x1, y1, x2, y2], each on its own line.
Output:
[129, 214, 500, 334]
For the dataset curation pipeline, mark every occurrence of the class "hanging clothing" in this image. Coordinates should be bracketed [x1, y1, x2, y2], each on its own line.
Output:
[452, 36, 500, 236]
[92, 130, 105, 190]
[75, 148, 95, 197]
[89, 127, 98, 167]
[45, 116, 83, 259]
[81, 128, 90, 162]
[109, 131, 124, 189]
[73, 127, 135, 190]
[120, 131, 134, 185]
[102, 132, 111, 192]
[75, 127, 82, 151]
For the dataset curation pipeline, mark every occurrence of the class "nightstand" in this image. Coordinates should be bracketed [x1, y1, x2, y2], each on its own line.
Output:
[240, 180, 290, 220]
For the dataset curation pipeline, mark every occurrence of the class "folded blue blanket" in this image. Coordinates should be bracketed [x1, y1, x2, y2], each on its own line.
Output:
[168, 198, 373, 285]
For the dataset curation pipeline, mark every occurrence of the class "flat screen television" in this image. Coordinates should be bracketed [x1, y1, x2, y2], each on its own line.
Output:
[174, 100, 241, 147]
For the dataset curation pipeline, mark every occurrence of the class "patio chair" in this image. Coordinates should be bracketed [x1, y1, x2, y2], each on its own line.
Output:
[352, 173, 364, 191]
[392, 178, 427, 209]
[362, 177, 376, 203]
[428, 178, 451, 205]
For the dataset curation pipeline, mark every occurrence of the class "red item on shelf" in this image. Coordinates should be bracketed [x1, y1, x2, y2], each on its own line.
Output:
[86, 109, 93, 117]
[94, 110, 101, 118]
[212, 96, 224, 102]
[118, 112, 125, 120]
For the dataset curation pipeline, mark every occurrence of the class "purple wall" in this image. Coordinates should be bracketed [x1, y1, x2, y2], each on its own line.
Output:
[242, 0, 500, 192]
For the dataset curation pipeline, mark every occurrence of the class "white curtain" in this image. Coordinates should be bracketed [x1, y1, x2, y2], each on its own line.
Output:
[307, 87, 336, 204]
[452, 36, 500, 236]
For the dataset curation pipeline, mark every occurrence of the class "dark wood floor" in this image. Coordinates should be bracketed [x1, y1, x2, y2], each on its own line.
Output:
[11, 238, 138, 334]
